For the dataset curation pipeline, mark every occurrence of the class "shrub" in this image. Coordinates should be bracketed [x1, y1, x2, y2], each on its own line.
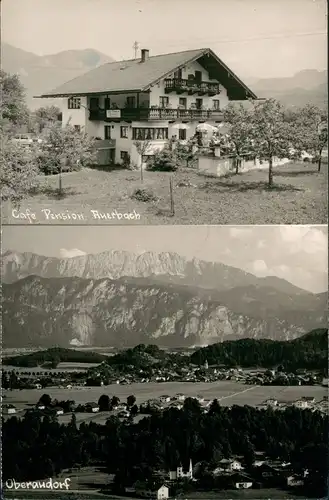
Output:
[1, 137, 39, 204]
[131, 187, 157, 202]
[37, 123, 97, 175]
[147, 148, 178, 172]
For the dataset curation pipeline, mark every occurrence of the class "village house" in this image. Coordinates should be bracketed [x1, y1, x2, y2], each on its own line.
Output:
[286, 475, 305, 487]
[135, 483, 169, 499]
[217, 459, 243, 472]
[231, 473, 253, 489]
[293, 399, 309, 409]
[169, 459, 193, 481]
[39, 48, 256, 167]
[54, 407, 64, 416]
[159, 395, 171, 403]
[3, 404, 17, 415]
[85, 402, 100, 413]
[175, 393, 185, 401]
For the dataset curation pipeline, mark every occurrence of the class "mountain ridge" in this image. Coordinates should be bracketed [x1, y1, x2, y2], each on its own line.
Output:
[2, 249, 315, 296]
[1, 43, 115, 109]
[3, 274, 326, 349]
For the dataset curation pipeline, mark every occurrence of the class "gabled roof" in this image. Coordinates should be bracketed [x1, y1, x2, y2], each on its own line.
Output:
[39, 48, 257, 100]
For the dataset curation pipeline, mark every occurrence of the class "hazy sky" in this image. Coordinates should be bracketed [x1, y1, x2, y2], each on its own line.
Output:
[2, 0, 327, 78]
[3, 225, 328, 293]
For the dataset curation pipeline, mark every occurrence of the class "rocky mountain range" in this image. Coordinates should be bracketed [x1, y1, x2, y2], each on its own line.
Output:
[2, 250, 327, 348]
[2, 42, 327, 109]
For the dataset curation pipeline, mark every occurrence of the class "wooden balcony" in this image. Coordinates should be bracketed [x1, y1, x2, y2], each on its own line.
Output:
[164, 78, 220, 96]
[89, 108, 224, 122]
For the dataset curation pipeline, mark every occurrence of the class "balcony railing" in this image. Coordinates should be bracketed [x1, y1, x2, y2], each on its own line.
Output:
[164, 78, 220, 95]
[89, 108, 224, 122]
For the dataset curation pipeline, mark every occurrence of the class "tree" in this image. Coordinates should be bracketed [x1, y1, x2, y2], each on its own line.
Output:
[127, 395, 136, 407]
[223, 103, 253, 174]
[98, 394, 111, 411]
[249, 99, 298, 187]
[133, 140, 152, 183]
[0, 71, 29, 132]
[38, 123, 97, 192]
[174, 139, 197, 167]
[293, 104, 328, 172]
[0, 136, 39, 205]
[38, 394, 52, 406]
[30, 106, 62, 134]
[148, 146, 178, 172]
[111, 396, 120, 408]
[130, 404, 138, 416]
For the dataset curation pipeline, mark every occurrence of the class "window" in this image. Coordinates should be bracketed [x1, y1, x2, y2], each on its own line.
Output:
[68, 97, 81, 109]
[104, 125, 111, 139]
[179, 129, 186, 140]
[120, 126, 128, 138]
[179, 98, 187, 109]
[132, 128, 168, 140]
[213, 100, 220, 110]
[159, 96, 169, 108]
[195, 98, 203, 109]
[120, 151, 129, 161]
[74, 125, 81, 132]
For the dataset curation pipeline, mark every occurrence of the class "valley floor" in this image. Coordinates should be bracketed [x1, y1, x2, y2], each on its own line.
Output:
[3, 381, 327, 426]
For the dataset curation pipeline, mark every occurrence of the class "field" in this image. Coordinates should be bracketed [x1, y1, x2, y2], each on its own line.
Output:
[4, 362, 100, 373]
[3, 162, 327, 225]
[3, 381, 327, 426]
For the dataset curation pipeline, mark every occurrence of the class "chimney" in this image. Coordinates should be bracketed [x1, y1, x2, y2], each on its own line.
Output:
[141, 49, 149, 62]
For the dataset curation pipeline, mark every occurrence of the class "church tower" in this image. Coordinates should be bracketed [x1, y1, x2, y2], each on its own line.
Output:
[204, 359, 209, 370]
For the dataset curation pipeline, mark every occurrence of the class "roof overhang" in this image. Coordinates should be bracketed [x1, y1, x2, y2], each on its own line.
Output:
[143, 48, 257, 100]
[36, 89, 147, 99]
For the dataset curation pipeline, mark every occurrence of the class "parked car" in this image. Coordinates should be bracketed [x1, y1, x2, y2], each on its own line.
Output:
[11, 134, 43, 146]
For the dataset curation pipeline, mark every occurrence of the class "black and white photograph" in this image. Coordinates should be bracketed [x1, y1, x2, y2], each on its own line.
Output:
[1, 224, 328, 499]
[1, 0, 327, 225]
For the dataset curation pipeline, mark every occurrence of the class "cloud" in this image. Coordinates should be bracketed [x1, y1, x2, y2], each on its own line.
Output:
[279, 226, 327, 255]
[59, 248, 86, 258]
[251, 260, 268, 274]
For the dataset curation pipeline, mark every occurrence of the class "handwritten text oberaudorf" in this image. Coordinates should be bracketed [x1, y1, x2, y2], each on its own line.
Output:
[5, 478, 71, 490]
[11, 208, 141, 223]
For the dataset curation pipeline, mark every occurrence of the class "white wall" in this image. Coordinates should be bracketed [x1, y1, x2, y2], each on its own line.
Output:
[149, 60, 229, 110]
[61, 96, 88, 129]
[198, 155, 291, 177]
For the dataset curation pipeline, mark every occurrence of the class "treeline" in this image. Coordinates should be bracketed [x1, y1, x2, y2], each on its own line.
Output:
[105, 343, 189, 369]
[2, 400, 327, 495]
[191, 329, 328, 371]
[3, 347, 107, 368]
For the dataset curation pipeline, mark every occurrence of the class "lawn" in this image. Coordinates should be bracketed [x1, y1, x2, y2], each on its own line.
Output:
[3, 162, 327, 225]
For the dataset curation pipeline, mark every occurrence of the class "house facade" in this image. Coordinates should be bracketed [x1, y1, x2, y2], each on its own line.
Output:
[39, 48, 256, 167]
